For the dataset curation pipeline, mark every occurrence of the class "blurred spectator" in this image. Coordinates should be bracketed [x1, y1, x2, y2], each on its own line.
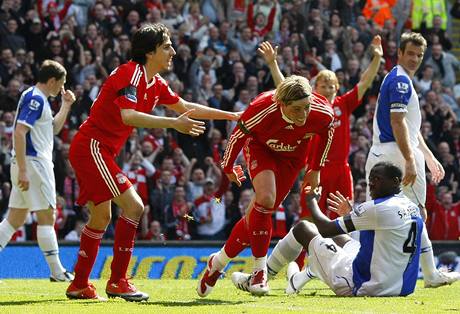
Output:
[142, 220, 166, 241]
[164, 185, 192, 240]
[426, 182, 460, 240]
[424, 43, 460, 89]
[193, 178, 225, 240]
[64, 219, 86, 241]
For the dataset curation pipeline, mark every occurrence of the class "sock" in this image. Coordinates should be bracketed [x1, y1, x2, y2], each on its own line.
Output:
[223, 217, 250, 258]
[73, 225, 104, 289]
[110, 215, 138, 283]
[295, 249, 307, 270]
[292, 266, 315, 291]
[0, 219, 16, 251]
[267, 228, 303, 276]
[253, 255, 267, 272]
[420, 225, 438, 281]
[37, 225, 66, 276]
[248, 203, 272, 258]
[213, 247, 231, 272]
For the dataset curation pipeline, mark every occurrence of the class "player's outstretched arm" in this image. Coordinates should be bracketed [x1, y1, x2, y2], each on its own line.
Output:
[121, 108, 205, 136]
[258, 41, 285, 87]
[356, 35, 383, 100]
[53, 87, 76, 134]
[305, 189, 346, 238]
[169, 98, 242, 121]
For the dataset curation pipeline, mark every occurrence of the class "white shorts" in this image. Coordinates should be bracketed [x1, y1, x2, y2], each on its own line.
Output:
[9, 158, 56, 211]
[308, 235, 360, 296]
[365, 142, 426, 205]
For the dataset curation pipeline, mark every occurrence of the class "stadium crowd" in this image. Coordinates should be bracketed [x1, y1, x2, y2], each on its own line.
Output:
[0, 0, 459, 242]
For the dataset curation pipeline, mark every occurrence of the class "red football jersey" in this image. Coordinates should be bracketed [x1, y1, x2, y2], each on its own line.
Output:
[222, 90, 334, 173]
[78, 61, 180, 155]
[326, 85, 361, 164]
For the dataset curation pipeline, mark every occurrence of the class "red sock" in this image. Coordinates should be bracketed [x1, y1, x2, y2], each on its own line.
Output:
[224, 217, 250, 258]
[73, 226, 104, 289]
[110, 215, 138, 282]
[295, 249, 307, 270]
[248, 203, 272, 258]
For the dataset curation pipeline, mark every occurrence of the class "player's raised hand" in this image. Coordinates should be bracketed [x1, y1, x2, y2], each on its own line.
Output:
[258, 41, 278, 65]
[371, 35, 383, 57]
[327, 191, 352, 216]
[175, 109, 206, 136]
[18, 169, 29, 191]
[225, 165, 246, 187]
[402, 158, 417, 186]
[61, 87, 76, 107]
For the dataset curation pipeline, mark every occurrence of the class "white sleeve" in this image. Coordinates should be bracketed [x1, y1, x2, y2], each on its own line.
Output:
[336, 201, 378, 233]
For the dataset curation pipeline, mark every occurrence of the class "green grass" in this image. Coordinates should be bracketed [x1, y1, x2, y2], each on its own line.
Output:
[0, 279, 458, 314]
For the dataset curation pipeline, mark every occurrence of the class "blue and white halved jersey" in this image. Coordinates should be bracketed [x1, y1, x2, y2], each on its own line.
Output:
[12, 86, 54, 162]
[335, 194, 423, 296]
[372, 65, 421, 148]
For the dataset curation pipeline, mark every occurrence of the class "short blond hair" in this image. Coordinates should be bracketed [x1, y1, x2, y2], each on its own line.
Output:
[273, 75, 312, 105]
[315, 70, 339, 90]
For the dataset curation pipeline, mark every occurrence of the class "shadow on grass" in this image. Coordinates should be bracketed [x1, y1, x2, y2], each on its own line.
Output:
[0, 299, 105, 306]
[140, 299, 249, 307]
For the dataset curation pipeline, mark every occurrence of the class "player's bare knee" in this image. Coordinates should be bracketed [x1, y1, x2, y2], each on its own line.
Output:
[7, 209, 29, 229]
[35, 208, 56, 225]
[256, 192, 276, 209]
[122, 199, 144, 220]
[293, 221, 318, 248]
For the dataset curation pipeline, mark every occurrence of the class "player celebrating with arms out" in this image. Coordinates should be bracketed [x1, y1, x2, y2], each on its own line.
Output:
[66, 23, 241, 301]
[0, 60, 76, 282]
[197, 73, 334, 296]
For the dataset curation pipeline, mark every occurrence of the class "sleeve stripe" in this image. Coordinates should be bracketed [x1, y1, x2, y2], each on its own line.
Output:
[319, 127, 334, 167]
[245, 103, 278, 129]
[130, 64, 141, 87]
[221, 129, 246, 168]
[310, 104, 334, 117]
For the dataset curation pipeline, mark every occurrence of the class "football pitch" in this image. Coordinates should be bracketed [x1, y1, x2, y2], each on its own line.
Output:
[0, 279, 459, 314]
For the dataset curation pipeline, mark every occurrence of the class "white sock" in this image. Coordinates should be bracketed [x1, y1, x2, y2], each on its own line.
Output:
[292, 266, 315, 291]
[267, 228, 303, 276]
[37, 225, 66, 276]
[213, 247, 231, 272]
[0, 219, 16, 251]
[253, 255, 267, 272]
[420, 225, 437, 281]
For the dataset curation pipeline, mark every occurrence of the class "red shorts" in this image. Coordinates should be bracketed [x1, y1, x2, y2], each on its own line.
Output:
[301, 162, 353, 219]
[69, 132, 132, 205]
[244, 143, 304, 209]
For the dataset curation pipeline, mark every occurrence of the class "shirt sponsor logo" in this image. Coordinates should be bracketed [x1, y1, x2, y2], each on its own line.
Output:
[396, 82, 409, 94]
[266, 139, 297, 152]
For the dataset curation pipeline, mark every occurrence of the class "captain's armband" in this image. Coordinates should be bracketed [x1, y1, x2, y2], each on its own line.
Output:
[237, 120, 251, 134]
